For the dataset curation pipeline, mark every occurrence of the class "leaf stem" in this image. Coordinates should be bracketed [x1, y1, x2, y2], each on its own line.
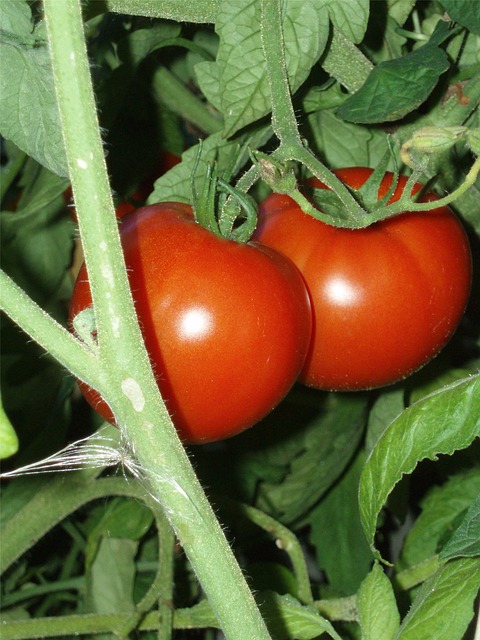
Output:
[227, 501, 314, 605]
[0, 270, 101, 391]
[373, 155, 480, 222]
[152, 66, 223, 135]
[259, 0, 300, 145]
[320, 29, 373, 93]
[258, 0, 367, 225]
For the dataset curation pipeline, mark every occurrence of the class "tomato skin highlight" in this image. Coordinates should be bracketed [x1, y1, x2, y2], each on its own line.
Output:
[69, 203, 312, 444]
[255, 168, 472, 391]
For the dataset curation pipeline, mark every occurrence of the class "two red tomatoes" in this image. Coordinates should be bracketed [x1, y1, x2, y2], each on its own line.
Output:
[70, 168, 472, 442]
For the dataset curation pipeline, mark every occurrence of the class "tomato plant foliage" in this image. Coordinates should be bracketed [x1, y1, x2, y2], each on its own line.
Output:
[1, 1, 480, 640]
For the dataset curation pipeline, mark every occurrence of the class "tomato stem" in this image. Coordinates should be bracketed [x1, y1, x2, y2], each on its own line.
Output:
[217, 178, 259, 241]
[259, 0, 369, 226]
[320, 29, 373, 93]
[40, 3, 275, 639]
[373, 156, 480, 222]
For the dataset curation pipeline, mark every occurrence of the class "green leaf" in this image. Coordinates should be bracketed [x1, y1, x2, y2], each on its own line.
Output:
[365, 389, 406, 454]
[439, 492, 480, 560]
[117, 23, 183, 69]
[317, 0, 370, 43]
[0, 4, 68, 177]
[357, 562, 400, 640]
[439, 0, 480, 35]
[195, 0, 329, 137]
[0, 0, 35, 43]
[193, 390, 368, 525]
[399, 468, 480, 570]
[148, 127, 271, 205]
[1, 178, 73, 307]
[0, 393, 19, 459]
[85, 497, 154, 570]
[105, 0, 218, 23]
[395, 557, 480, 640]
[307, 108, 394, 170]
[359, 374, 480, 554]
[309, 450, 373, 595]
[248, 562, 298, 596]
[337, 43, 449, 123]
[85, 537, 137, 614]
[260, 592, 343, 640]
[254, 391, 368, 524]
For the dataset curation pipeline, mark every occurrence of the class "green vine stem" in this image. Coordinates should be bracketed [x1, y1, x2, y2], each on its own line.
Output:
[222, 500, 314, 606]
[4, 1, 273, 638]
[0, 605, 220, 640]
[320, 29, 374, 93]
[151, 66, 223, 135]
[394, 556, 441, 591]
[259, 0, 368, 225]
[0, 271, 101, 392]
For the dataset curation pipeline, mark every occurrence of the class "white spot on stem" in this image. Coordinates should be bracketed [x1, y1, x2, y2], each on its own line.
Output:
[121, 378, 145, 412]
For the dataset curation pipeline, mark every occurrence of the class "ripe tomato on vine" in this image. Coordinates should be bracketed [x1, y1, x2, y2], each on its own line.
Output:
[70, 203, 312, 443]
[255, 168, 472, 391]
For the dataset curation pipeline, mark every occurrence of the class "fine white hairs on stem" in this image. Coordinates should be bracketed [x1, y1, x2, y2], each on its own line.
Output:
[0, 426, 197, 526]
[0, 432, 131, 478]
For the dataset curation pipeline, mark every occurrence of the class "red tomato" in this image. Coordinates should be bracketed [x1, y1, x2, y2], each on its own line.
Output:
[254, 168, 472, 391]
[69, 203, 312, 443]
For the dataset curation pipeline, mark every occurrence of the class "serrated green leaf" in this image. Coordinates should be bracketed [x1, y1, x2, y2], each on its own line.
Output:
[196, 0, 329, 137]
[399, 468, 480, 570]
[0, 0, 35, 43]
[337, 44, 449, 123]
[105, 0, 218, 22]
[395, 557, 480, 640]
[116, 23, 182, 67]
[310, 451, 373, 595]
[357, 563, 400, 640]
[365, 389, 405, 455]
[388, 0, 416, 28]
[0, 48, 67, 176]
[439, 0, 480, 36]
[359, 375, 480, 554]
[308, 108, 394, 170]
[439, 492, 480, 560]
[317, 0, 370, 43]
[260, 592, 343, 640]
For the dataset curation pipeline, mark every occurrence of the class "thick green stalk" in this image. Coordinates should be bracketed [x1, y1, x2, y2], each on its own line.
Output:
[40, 2, 271, 638]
